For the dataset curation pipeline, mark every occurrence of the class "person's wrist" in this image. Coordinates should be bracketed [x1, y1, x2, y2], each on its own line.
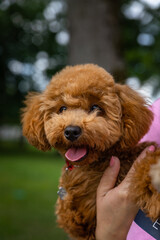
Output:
[96, 223, 129, 240]
[96, 231, 126, 240]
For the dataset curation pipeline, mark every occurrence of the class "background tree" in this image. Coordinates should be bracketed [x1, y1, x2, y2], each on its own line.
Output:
[68, 0, 125, 82]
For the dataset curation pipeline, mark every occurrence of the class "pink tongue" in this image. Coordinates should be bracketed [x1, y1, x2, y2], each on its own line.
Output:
[65, 147, 87, 162]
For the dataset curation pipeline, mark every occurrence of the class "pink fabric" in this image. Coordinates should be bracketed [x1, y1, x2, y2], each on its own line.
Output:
[127, 222, 156, 240]
[140, 98, 160, 146]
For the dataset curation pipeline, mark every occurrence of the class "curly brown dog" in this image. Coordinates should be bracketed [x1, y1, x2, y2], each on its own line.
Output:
[22, 64, 160, 240]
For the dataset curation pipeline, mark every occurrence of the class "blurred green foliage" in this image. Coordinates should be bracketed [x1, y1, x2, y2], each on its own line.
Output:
[0, 0, 68, 124]
[121, 1, 160, 88]
[0, 141, 68, 240]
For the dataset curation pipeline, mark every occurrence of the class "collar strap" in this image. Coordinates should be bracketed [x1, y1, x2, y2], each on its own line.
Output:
[66, 160, 75, 171]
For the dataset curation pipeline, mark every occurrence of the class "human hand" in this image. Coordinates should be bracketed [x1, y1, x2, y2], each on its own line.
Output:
[95, 146, 155, 240]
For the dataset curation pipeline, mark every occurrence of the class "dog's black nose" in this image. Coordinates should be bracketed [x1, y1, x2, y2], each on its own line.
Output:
[64, 126, 82, 142]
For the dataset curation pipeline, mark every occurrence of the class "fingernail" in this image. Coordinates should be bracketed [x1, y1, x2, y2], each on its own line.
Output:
[148, 145, 155, 152]
[110, 156, 115, 167]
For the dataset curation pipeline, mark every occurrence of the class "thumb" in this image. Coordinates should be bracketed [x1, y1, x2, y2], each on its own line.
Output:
[97, 156, 120, 198]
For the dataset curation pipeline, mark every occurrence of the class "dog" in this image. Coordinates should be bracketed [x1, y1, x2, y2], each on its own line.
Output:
[22, 64, 160, 240]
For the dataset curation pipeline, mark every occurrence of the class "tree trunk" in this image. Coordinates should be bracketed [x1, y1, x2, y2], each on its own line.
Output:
[68, 0, 125, 82]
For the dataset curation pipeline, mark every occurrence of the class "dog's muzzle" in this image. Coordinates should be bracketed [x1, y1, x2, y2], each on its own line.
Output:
[64, 125, 82, 142]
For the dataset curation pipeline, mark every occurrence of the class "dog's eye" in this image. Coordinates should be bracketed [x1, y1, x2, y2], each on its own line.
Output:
[90, 104, 102, 112]
[59, 106, 67, 113]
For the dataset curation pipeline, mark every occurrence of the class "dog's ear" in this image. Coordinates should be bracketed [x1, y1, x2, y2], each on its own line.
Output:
[115, 84, 153, 149]
[21, 92, 51, 151]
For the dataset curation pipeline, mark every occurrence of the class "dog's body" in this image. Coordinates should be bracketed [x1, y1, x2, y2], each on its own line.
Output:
[22, 64, 160, 240]
[56, 142, 154, 240]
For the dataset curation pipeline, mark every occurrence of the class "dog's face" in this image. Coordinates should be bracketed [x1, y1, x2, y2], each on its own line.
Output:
[42, 65, 122, 165]
[22, 64, 153, 165]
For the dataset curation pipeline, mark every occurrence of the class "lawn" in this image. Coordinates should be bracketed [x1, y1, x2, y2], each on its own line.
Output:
[0, 141, 68, 240]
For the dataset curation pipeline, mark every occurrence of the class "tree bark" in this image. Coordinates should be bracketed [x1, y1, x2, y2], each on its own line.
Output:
[68, 0, 125, 82]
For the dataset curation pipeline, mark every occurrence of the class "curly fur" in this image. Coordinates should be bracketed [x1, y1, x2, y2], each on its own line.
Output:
[22, 64, 160, 240]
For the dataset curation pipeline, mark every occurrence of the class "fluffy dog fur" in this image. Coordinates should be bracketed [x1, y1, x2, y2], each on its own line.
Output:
[22, 64, 160, 240]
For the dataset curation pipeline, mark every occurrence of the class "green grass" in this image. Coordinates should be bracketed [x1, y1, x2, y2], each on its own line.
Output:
[0, 141, 68, 240]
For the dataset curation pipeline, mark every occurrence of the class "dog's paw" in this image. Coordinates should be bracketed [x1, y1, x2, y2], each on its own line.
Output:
[150, 158, 160, 192]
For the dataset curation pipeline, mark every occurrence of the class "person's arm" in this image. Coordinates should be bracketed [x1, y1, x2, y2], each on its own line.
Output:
[95, 145, 155, 240]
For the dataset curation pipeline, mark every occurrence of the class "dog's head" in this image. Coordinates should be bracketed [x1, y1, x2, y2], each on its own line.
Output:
[22, 64, 153, 165]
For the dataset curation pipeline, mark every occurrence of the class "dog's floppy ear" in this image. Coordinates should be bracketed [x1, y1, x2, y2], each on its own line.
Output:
[21, 92, 51, 151]
[115, 84, 153, 149]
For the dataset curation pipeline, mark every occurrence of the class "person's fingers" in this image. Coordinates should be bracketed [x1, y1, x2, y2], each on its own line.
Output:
[97, 156, 120, 198]
[121, 145, 156, 189]
[97, 145, 155, 199]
